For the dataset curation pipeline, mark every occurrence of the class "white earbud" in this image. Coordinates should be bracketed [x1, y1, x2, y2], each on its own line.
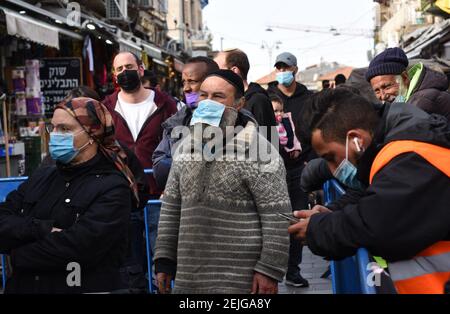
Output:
[353, 137, 362, 153]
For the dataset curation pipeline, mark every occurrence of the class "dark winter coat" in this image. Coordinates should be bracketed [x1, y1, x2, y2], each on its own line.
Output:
[152, 105, 194, 189]
[0, 154, 132, 293]
[306, 103, 450, 262]
[408, 66, 450, 121]
[103, 90, 177, 197]
[244, 83, 277, 140]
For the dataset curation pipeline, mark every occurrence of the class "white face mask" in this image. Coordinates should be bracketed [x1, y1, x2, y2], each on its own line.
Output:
[333, 136, 365, 191]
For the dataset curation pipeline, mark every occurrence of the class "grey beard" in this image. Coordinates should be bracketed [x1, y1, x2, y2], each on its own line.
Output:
[188, 107, 239, 150]
[219, 107, 239, 130]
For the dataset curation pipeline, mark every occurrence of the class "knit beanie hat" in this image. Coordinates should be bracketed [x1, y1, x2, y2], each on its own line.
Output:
[365, 48, 409, 82]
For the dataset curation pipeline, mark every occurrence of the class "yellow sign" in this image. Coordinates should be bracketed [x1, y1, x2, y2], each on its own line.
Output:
[436, 0, 450, 14]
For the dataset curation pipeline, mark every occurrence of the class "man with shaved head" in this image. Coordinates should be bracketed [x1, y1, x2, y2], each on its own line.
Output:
[104, 51, 176, 193]
[103, 51, 176, 293]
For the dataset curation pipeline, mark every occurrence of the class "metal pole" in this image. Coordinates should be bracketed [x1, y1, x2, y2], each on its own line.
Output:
[220, 37, 224, 51]
[1, 94, 10, 177]
[268, 47, 273, 71]
[144, 204, 154, 293]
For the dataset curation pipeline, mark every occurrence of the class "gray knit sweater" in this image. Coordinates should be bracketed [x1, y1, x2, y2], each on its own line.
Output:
[155, 121, 291, 294]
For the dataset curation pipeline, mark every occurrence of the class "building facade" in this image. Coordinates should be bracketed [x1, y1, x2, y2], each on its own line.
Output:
[373, 0, 450, 59]
[166, 0, 212, 57]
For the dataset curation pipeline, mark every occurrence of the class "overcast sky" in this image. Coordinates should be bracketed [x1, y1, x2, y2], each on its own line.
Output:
[203, 0, 376, 81]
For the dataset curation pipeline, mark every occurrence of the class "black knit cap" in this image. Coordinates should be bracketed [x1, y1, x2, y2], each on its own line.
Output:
[206, 69, 245, 97]
[365, 47, 409, 82]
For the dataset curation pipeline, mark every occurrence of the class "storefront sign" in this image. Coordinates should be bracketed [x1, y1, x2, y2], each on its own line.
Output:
[40, 57, 82, 116]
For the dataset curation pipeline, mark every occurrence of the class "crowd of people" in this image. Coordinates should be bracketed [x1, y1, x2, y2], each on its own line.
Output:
[0, 47, 449, 294]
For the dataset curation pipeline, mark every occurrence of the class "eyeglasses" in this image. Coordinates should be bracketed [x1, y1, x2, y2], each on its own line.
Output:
[45, 124, 81, 135]
[45, 124, 57, 134]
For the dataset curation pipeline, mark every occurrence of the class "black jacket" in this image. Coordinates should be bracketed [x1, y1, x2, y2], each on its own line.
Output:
[408, 66, 450, 121]
[244, 83, 276, 140]
[306, 103, 450, 262]
[40, 142, 149, 211]
[267, 82, 316, 168]
[0, 154, 132, 293]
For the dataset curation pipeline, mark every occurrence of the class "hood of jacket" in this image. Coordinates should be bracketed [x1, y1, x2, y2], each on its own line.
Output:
[357, 102, 450, 184]
[407, 63, 449, 100]
[245, 82, 269, 100]
[267, 81, 310, 99]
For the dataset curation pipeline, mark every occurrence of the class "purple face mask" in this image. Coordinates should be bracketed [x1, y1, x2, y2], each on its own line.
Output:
[185, 92, 200, 109]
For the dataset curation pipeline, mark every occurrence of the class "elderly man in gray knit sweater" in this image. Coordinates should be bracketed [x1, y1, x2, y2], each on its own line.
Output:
[155, 70, 290, 294]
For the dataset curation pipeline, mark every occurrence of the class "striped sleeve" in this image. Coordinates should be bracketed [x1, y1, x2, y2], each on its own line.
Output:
[248, 157, 291, 282]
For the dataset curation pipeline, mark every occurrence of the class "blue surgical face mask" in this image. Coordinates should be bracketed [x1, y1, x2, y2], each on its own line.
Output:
[276, 71, 295, 86]
[333, 136, 365, 191]
[185, 91, 200, 109]
[394, 94, 406, 103]
[190, 99, 226, 127]
[49, 130, 90, 164]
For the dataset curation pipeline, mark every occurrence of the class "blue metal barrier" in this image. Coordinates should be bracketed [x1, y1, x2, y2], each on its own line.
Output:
[0, 176, 28, 289]
[0, 169, 166, 294]
[324, 179, 377, 294]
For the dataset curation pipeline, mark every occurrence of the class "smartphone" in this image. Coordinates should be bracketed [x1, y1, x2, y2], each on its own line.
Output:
[277, 212, 300, 223]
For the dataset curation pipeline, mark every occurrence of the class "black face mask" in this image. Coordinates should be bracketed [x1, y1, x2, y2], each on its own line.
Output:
[117, 70, 141, 92]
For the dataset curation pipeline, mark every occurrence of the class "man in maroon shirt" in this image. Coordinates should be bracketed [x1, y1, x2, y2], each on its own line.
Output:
[103, 52, 177, 196]
[103, 51, 176, 292]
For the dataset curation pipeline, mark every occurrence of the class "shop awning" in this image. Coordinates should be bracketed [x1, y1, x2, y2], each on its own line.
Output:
[142, 43, 163, 60]
[403, 19, 450, 59]
[119, 38, 142, 56]
[1, 7, 83, 49]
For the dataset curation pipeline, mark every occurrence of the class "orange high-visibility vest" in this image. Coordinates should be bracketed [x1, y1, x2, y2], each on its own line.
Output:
[370, 140, 450, 294]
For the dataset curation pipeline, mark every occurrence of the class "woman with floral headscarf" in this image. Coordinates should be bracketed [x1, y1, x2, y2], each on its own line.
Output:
[0, 97, 137, 293]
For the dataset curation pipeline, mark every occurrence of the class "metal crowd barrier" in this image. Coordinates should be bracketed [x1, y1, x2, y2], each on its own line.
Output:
[323, 179, 377, 294]
[0, 169, 162, 293]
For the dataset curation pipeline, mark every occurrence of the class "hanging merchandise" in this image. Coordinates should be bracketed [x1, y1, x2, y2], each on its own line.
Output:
[25, 59, 42, 115]
[100, 64, 107, 86]
[82, 36, 95, 89]
[11, 68, 26, 92]
[83, 36, 94, 72]
[142, 51, 149, 69]
[15, 92, 27, 116]
[11, 68, 26, 116]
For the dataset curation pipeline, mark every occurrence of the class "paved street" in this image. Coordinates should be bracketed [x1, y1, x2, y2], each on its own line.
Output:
[279, 247, 333, 294]
[0, 247, 333, 295]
